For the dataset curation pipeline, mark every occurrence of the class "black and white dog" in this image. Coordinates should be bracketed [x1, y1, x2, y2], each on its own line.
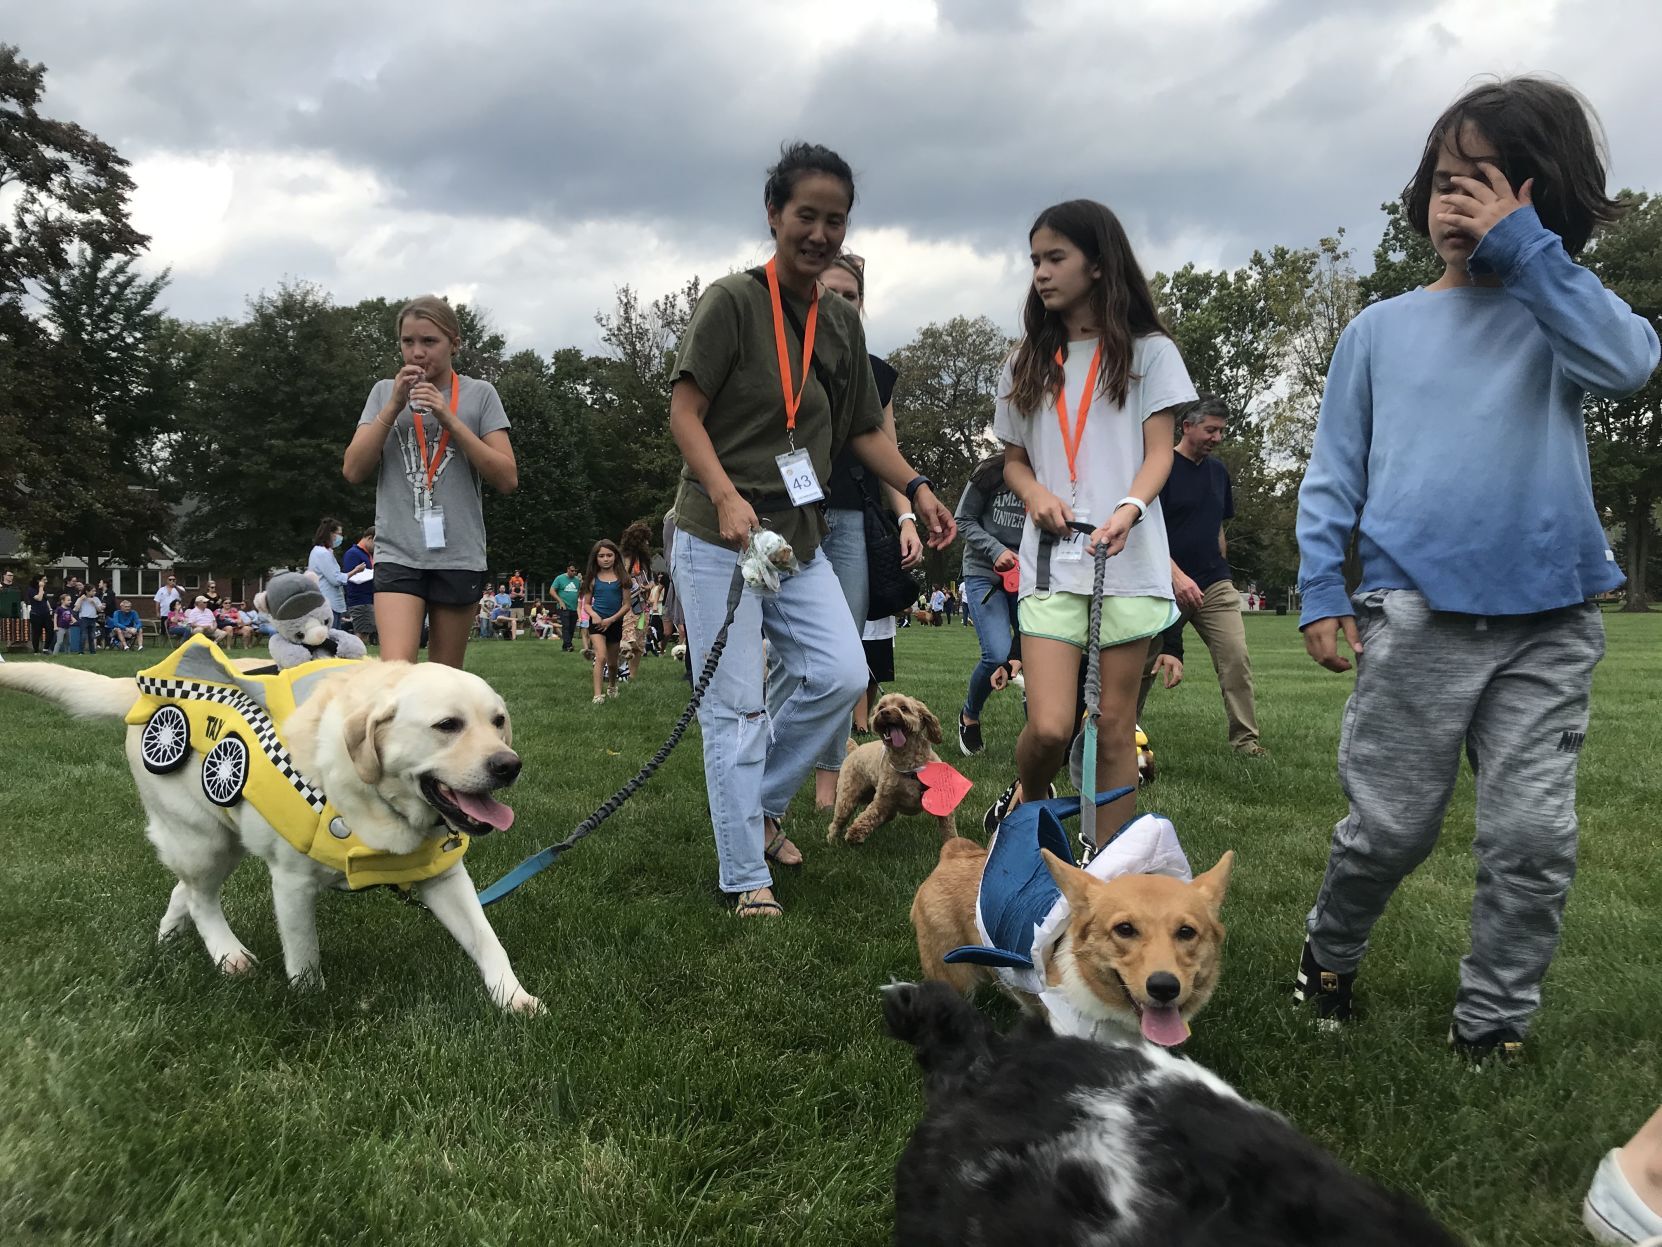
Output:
[882, 981, 1462, 1247]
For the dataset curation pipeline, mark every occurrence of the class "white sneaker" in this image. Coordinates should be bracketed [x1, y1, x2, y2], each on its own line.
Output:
[1584, 1149, 1662, 1244]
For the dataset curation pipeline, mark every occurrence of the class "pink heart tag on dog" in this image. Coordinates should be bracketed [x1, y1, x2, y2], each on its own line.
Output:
[918, 762, 973, 816]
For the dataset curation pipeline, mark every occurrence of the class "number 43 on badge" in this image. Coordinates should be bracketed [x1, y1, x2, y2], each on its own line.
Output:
[775, 448, 824, 507]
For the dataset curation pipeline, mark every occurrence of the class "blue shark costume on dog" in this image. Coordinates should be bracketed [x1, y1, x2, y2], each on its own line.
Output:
[944, 788, 1192, 1043]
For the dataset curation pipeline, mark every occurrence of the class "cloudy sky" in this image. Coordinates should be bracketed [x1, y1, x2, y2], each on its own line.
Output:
[16, 0, 1662, 355]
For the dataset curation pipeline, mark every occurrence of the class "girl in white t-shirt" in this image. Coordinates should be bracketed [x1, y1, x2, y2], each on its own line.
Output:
[986, 199, 1197, 844]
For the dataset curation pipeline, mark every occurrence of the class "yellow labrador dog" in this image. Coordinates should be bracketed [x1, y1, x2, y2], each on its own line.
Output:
[0, 658, 541, 1014]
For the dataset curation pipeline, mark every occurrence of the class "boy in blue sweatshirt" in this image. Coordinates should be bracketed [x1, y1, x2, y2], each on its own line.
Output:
[1292, 77, 1659, 1060]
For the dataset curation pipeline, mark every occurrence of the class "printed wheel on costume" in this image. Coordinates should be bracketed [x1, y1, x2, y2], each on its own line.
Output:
[201, 735, 250, 807]
[140, 705, 191, 774]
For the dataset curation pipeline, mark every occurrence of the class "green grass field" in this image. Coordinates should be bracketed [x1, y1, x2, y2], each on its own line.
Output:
[1, 613, 1658, 1246]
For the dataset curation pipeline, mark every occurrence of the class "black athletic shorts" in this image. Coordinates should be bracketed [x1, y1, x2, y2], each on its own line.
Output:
[594, 618, 624, 643]
[373, 561, 486, 607]
[862, 637, 895, 683]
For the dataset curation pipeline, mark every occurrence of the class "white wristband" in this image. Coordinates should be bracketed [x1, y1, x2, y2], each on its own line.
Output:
[896, 512, 917, 526]
[1115, 496, 1147, 524]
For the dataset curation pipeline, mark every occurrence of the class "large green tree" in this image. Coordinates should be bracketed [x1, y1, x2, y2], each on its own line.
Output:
[0, 45, 163, 565]
[482, 348, 597, 583]
[1359, 201, 1443, 304]
[586, 280, 703, 542]
[1152, 252, 1308, 426]
[34, 249, 187, 574]
[1153, 248, 1318, 597]
[1260, 233, 1364, 468]
[1584, 192, 1662, 610]
[887, 315, 1013, 585]
[173, 283, 378, 572]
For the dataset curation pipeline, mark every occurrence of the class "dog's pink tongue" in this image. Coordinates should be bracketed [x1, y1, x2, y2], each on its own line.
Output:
[887, 728, 908, 748]
[1140, 1004, 1190, 1047]
[454, 790, 515, 831]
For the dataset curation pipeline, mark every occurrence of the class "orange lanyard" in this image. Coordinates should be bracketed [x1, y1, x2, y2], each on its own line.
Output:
[765, 257, 819, 432]
[413, 373, 459, 491]
[1054, 343, 1103, 483]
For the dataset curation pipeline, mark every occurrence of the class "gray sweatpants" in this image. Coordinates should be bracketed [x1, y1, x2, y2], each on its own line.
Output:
[1305, 589, 1605, 1037]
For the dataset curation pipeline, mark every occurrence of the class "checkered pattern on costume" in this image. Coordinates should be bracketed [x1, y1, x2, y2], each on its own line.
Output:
[135, 675, 328, 812]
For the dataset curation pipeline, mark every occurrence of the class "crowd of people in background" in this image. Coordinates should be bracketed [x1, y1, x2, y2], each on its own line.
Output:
[4, 568, 273, 655]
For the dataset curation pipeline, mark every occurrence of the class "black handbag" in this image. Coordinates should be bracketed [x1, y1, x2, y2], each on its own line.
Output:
[858, 470, 922, 621]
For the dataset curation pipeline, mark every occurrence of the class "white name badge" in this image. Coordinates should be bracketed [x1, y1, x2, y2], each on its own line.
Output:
[775, 448, 825, 506]
[420, 505, 447, 550]
[1053, 508, 1089, 563]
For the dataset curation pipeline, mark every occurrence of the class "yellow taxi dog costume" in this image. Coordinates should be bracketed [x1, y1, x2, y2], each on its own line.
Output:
[126, 636, 468, 889]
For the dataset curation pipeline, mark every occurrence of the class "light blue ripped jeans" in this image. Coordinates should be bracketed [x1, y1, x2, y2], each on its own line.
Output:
[767, 505, 868, 772]
[672, 527, 868, 895]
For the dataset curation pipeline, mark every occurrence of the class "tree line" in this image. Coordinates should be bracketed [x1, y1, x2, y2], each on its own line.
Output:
[4, 43, 1659, 606]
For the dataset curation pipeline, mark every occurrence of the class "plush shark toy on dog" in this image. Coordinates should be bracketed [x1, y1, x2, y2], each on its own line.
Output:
[254, 571, 366, 669]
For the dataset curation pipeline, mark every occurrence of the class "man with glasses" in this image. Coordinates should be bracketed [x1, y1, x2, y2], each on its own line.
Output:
[154, 574, 183, 621]
[1139, 394, 1266, 756]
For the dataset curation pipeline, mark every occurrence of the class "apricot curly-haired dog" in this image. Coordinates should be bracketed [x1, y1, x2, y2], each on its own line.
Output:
[828, 693, 956, 845]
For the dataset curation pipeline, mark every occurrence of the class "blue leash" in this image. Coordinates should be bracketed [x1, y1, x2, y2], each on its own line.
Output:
[477, 563, 746, 907]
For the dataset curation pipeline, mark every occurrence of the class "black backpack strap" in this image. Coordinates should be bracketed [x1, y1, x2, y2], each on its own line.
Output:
[747, 268, 838, 404]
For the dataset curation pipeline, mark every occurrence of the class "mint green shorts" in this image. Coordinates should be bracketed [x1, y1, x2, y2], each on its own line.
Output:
[1017, 592, 1179, 650]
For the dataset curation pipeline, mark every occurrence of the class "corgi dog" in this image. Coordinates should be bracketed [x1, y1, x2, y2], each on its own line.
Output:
[911, 796, 1232, 1047]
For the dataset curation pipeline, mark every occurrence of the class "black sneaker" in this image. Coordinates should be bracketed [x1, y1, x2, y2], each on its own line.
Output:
[983, 777, 1020, 835]
[1292, 940, 1356, 1027]
[981, 778, 1057, 836]
[1448, 1024, 1525, 1065]
[958, 714, 984, 757]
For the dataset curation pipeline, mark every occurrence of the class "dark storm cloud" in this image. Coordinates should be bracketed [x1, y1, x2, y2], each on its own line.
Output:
[11, 0, 1662, 348]
[11, 0, 1440, 257]
[262, 1, 1418, 261]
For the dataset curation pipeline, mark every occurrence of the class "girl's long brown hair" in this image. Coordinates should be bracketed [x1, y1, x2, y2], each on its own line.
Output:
[583, 539, 623, 596]
[619, 520, 654, 575]
[1006, 199, 1169, 419]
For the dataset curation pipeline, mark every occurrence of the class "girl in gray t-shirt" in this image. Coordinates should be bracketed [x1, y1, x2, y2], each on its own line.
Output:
[342, 296, 516, 668]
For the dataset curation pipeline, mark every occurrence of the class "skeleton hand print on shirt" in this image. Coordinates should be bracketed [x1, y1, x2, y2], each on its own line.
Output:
[395, 424, 457, 511]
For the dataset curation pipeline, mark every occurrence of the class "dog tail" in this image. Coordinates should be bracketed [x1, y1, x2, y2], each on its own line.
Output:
[845, 737, 858, 757]
[881, 981, 997, 1097]
[938, 835, 983, 859]
[0, 663, 140, 720]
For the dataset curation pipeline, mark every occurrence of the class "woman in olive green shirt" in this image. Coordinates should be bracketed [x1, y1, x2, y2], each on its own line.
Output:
[668, 142, 955, 918]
